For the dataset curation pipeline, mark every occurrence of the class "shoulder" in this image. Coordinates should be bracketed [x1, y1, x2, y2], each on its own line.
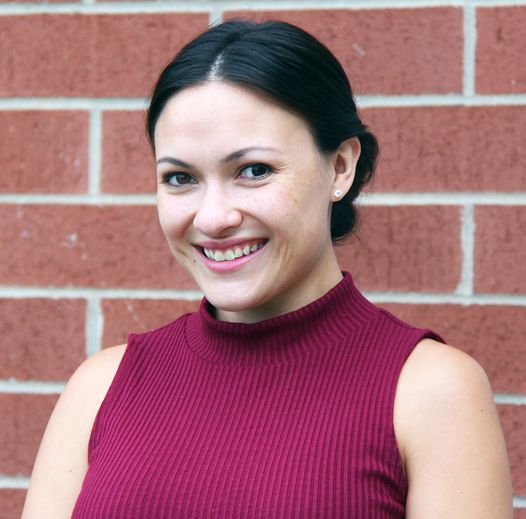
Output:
[394, 339, 513, 517]
[45, 343, 127, 439]
[70, 343, 127, 395]
[22, 344, 127, 518]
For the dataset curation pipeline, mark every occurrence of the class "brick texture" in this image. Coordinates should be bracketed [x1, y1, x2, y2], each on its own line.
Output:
[476, 7, 526, 94]
[102, 106, 526, 194]
[102, 298, 200, 347]
[474, 207, 526, 294]
[499, 405, 526, 496]
[0, 393, 59, 475]
[0, 111, 88, 193]
[0, 299, 86, 381]
[337, 205, 461, 292]
[0, 490, 26, 519]
[379, 304, 526, 394]
[0, 14, 208, 97]
[0, 204, 194, 289]
[226, 8, 462, 94]
[0, 0, 524, 506]
[102, 110, 155, 193]
[515, 509, 526, 519]
[364, 106, 526, 192]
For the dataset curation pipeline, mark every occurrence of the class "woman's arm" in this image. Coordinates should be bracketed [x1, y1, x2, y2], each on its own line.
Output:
[22, 344, 126, 519]
[394, 338, 513, 518]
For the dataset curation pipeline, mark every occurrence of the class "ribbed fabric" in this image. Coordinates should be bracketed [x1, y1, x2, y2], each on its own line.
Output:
[72, 272, 444, 518]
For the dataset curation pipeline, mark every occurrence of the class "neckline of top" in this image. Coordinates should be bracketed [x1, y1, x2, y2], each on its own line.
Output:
[184, 271, 378, 365]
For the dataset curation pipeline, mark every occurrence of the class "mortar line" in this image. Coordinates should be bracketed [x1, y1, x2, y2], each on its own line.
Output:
[85, 298, 103, 357]
[88, 110, 102, 195]
[1, 192, 526, 205]
[1, 0, 526, 16]
[0, 475, 30, 489]
[1, 287, 526, 305]
[209, 6, 223, 25]
[0, 98, 148, 110]
[2, 94, 526, 110]
[463, 4, 476, 96]
[0, 287, 204, 299]
[494, 394, 526, 405]
[0, 380, 66, 393]
[456, 205, 475, 296]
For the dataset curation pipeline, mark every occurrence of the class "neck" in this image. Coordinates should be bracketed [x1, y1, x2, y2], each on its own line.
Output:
[216, 256, 344, 324]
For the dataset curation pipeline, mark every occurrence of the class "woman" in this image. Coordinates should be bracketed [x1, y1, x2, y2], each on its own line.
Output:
[23, 20, 512, 518]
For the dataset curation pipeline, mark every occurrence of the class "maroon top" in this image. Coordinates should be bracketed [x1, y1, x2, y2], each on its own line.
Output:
[72, 272, 444, 518]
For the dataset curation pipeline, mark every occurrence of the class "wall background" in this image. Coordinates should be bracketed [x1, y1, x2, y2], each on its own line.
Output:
[0, 0, 525, 517]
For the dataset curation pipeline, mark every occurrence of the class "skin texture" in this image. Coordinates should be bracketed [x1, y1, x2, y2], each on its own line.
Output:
[22, 81, 513, 518]
[154, 82, 359, 323]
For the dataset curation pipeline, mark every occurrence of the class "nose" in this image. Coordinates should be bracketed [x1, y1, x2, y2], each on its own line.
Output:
[193, 185, 243, 237]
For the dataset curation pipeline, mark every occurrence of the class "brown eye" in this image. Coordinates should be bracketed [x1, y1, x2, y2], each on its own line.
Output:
[162, 173, 197, 186]
[239, 164, 273, 180]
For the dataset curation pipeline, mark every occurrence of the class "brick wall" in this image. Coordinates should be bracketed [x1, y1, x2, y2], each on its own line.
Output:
[0, 0, 524, 517]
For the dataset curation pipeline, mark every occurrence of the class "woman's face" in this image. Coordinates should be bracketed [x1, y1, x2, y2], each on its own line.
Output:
[154, 81, 352, 322]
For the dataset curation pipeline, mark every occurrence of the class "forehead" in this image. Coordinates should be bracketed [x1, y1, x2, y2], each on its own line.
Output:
[153, 82, 314, 155]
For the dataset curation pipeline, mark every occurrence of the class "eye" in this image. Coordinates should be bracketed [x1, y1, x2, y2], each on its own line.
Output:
[161, 172, 197, 187]
[238, 163, 273, 180]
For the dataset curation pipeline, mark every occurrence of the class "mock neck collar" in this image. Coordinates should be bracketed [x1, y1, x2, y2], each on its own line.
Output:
[184, 272, 377, 365]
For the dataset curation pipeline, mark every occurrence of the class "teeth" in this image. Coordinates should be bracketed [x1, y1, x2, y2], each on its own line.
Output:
[203, 242, 264, 262]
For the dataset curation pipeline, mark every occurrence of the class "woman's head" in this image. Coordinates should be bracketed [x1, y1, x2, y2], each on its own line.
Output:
[147, 19, 378, 243]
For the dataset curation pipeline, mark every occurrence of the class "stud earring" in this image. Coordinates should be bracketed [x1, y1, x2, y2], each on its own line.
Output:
[334, 189, 343, 198]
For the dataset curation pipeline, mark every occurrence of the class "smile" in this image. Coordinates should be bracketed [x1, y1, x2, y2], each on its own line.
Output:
[201, 241, 266, 262]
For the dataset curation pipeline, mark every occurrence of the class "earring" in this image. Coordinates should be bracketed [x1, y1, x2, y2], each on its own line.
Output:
[334, 189, 343, 198]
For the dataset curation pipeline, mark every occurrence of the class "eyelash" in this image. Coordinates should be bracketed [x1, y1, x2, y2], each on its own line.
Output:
[160, 163, 274, 187]
[238, 163, 273, 180]
[160, 172, 196, 187]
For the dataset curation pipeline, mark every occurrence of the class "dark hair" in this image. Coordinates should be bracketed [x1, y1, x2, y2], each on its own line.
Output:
[146, 19, 378, 243]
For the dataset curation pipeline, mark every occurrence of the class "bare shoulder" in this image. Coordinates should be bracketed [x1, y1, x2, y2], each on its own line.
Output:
[70, 343, 127, 394]
[394, 338, 513, 518]
[22, 344, 127, 519]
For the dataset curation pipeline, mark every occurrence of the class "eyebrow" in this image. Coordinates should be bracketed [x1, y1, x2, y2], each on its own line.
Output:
[156, 146, 281, 168]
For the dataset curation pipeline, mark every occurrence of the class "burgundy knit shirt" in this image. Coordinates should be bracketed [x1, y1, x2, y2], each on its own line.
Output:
[72, 272, 444, 518]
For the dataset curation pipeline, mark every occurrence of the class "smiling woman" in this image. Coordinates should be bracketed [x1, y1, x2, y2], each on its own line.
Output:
[23, 20, 512, 519]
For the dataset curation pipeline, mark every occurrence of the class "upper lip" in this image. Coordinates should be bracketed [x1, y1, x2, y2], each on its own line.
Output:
[194, 238, 267, 251]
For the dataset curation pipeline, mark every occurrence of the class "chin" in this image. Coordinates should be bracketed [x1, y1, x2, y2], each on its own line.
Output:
[204, 286, 271, 314]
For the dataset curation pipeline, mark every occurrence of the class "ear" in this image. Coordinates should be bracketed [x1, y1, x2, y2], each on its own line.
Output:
[329, 137, 361, 202]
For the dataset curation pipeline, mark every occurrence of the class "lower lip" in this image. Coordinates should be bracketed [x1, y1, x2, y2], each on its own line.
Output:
[197, 244, 267, 273]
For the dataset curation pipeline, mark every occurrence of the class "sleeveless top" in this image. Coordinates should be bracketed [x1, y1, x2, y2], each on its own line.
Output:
[72, 272, 444, 518]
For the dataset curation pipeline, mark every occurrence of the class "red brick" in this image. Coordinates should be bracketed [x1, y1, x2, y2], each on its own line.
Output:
[474, 207, 526, 294]
[515, 509, 526, 519]
[102, 298, 200, 347]
[379, 304, 526, 394]
[476, 7, 526, 94]
[102, 111, 156, 193]
[498, 405, 526, 496]
[0, 204, 194, 289]
[0, 490, 26, 519]
[0, 14, 208, 97]
[0, 393, 58, 474]
[225, 8, 462, 94]
[337, 205, 461, 292]
[364, 106, 526, 192]
[0, 299, 86, 381]
[0, 111, 88, 194]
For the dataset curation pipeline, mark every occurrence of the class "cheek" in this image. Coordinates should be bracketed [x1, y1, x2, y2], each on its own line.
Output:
[157, 198, 192, 240]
